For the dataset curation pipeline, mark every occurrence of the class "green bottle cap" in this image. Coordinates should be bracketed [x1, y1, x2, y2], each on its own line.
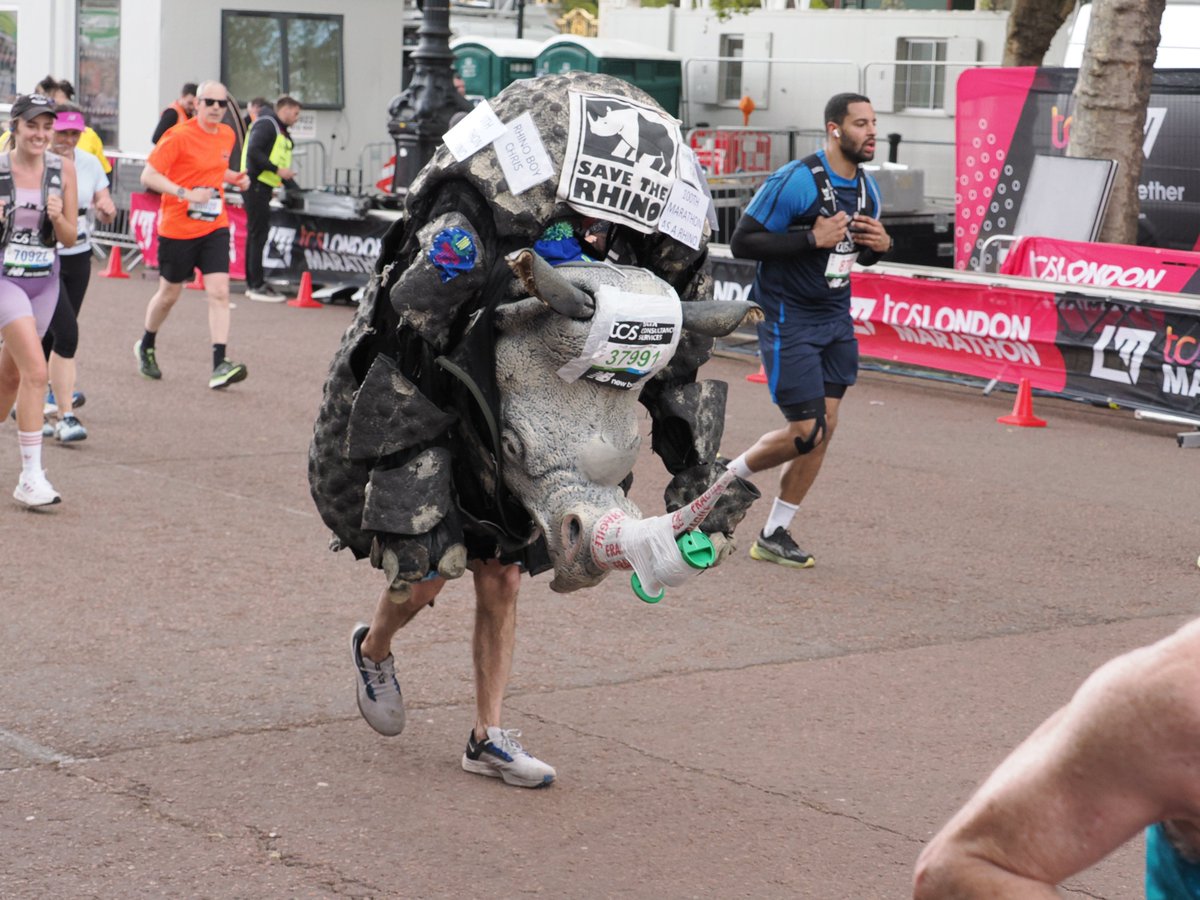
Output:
[631, 573, 664, 604]
[676, 530, 717, 569]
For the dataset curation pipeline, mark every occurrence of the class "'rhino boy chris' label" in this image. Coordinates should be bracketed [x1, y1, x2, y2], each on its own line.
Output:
[557, 284, 682, 391]
[557, 92, 689, 235]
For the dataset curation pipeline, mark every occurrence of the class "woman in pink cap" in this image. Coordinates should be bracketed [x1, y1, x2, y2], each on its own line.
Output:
[43, 104, 116, 443]
[0, 93, 78, 507]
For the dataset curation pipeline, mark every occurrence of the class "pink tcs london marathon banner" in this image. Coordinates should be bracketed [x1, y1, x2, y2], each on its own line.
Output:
[955, 68, 1200, 270]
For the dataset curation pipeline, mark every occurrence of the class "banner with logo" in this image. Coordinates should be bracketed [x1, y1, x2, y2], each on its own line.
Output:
[261, 211, 388, 284]
[1000, 236, 1200, 296]
[707, 256, 1200, 418]
[130, 192, 390, 287]
[955, 68, 1200, 270]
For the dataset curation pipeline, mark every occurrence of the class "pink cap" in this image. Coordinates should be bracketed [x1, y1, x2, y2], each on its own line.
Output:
[54, 110, 86, 132]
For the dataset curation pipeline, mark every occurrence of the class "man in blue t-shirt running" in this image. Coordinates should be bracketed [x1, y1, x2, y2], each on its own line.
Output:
[726, 92, 892, 569]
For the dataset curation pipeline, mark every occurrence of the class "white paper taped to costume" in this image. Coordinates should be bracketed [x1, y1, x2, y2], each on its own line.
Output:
[556, 91, 699, 235]
[443, 100, 507, 162]
[556, 282, 683, 390]
[493, 112, 554, 196]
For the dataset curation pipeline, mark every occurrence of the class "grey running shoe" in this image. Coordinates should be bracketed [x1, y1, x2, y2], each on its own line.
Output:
[209, 359, 248, 390]
[351, 623, 406, 736]
[135, 339, 161, 380]
[462, 727, 556, 788]
[54, 414, 88, 443]
[749, 526, 815, 569]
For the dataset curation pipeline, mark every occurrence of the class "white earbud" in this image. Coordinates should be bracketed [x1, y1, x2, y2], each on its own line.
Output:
[833, 128, 841, 138]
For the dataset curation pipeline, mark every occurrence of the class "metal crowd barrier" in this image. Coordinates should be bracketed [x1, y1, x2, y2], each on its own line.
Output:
[91, 151, 148, 270]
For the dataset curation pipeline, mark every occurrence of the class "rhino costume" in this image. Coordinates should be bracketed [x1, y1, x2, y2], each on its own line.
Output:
[309, 72, 758, 596]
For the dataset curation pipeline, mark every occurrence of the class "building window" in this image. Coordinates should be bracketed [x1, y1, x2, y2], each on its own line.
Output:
[896, 37, 946, 111]
[718, 35, 744, 104]
[221, 11, 344, 109]
[0, 12, 15, 102]
[77, 0, 120, 144]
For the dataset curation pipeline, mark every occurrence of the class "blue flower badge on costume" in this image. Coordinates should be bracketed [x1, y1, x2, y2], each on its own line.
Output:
[428, 228, 477, 282]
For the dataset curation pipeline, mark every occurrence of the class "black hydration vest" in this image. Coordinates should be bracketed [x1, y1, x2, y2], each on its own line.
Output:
[0, 151, 65, 250]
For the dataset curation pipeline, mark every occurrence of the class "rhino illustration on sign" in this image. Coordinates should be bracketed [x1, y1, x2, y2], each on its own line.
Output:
[308, 72, 758, 597]
[585, 102, 675, 177]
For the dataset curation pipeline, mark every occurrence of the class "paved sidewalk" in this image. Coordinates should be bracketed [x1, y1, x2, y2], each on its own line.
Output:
[1, 268, 1196, 897]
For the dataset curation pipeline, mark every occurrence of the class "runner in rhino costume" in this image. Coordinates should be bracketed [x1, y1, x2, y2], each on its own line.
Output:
[309, 72, 758, 787]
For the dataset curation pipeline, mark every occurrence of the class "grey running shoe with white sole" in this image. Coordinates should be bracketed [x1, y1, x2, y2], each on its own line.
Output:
[351, 623, 406, 736]
[462, 727, 556, 788]
[749, 526, 814, 569]
[55, 414, 88, 443]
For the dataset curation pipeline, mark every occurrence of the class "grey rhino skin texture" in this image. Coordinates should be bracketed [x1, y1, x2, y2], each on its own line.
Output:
[308, 71, 756, 591]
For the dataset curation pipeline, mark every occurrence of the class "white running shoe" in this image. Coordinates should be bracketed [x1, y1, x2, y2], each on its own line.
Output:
[55, 414, 88, 443]
[13, 469, 61, 507]
[462, 727, 556, 788]
[351, 623, 406, 736]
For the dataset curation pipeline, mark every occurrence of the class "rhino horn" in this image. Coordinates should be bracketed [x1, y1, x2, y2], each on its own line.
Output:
[679, 300, 762, 337]
[506, 249, 595, 320]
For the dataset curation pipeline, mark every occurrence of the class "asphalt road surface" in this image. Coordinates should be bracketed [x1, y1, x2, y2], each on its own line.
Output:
[2, 267, 1196, 898]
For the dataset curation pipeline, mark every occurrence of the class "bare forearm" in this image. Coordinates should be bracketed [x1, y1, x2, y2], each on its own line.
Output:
[913, 853, 1062, 900]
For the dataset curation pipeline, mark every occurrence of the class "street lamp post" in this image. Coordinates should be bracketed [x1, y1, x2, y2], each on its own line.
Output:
[388, 0, 472, 192]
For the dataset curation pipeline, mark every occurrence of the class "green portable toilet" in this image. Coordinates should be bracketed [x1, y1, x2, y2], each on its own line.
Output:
[451, 37, 541, 99]
[535, 36, 682, 118]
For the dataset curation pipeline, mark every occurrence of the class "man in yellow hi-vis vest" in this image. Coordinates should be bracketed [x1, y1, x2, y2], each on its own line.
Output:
[241, 96, 301, 302]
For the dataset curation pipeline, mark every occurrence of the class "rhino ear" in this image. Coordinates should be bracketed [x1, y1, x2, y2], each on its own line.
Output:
[680, 300, 762, 337]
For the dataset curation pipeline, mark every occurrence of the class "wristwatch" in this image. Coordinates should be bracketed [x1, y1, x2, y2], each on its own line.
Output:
[175, 186, 186, 199]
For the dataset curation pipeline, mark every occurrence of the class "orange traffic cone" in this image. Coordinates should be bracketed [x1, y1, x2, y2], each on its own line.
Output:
[99, 247, 130, 279]
[185, 269, 205, 291]
[997, 377, 1046, 427]
[746, 364, 767, 384]
[287, 271, 322, 309]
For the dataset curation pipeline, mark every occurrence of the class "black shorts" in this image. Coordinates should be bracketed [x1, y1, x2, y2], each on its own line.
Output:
[757, 316, 858, 413]
[158, 228, 230, 284]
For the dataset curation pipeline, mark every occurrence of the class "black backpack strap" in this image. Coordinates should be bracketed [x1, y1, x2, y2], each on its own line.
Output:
[801, 152, 869, 218]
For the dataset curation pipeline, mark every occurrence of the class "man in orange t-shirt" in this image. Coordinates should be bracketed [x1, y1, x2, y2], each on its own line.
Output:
[135, 80, 252, 390]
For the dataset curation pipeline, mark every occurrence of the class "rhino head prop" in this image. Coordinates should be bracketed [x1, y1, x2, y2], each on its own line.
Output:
[308, 72, 760, 599]
[494, 250, 756, 592]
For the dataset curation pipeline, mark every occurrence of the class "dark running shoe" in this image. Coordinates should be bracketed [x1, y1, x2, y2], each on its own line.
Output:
[209, 359, 248, 390]
[749, 526, 815, 569]
[462, 727, 555, 788]
[134, 339, 161, 380]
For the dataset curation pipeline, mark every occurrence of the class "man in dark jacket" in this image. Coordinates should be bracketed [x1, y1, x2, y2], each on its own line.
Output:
[151, 83, 197, 144]
[240, 96, 300, 302]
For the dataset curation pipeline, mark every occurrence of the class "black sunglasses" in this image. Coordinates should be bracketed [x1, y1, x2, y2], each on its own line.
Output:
[201, 97, 229, 108]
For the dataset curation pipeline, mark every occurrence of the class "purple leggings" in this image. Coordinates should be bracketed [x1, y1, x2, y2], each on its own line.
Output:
[0, 267, 60, 337]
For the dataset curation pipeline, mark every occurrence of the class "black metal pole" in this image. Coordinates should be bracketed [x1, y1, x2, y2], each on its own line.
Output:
[387, 0, 472, 191]
[517, 0, 525, 39]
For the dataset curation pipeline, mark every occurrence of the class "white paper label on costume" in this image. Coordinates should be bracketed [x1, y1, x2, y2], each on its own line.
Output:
[658, 177, 706, 250]
[494, 112, 554, 195]
[187, 193, 223, 220]
[557, 283, 683, 391]
[443, 100, 506, 162]
[3, 239, 54, 274]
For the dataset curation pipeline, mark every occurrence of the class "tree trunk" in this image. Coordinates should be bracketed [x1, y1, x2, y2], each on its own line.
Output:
[1067, 0, 1165, 245]
[1001, 0, 1075, 68]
